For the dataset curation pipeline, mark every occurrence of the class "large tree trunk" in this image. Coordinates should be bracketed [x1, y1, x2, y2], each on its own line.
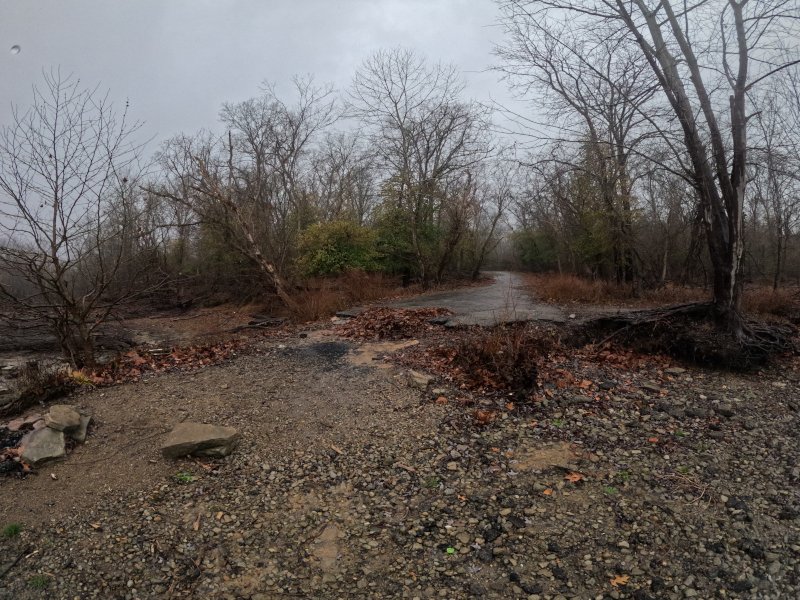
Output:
[624, 0, 748, 334]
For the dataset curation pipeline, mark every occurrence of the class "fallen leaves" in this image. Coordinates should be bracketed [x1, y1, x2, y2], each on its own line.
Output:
[610, 574, 630, 587]
[564, 472, 584, 483]
[75, 340, 246, 386]
[472, 409, 497, 426]
[335, 307, 451, 341]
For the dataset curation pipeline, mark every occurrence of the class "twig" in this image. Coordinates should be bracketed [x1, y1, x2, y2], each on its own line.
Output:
[0, 546, 32, 580]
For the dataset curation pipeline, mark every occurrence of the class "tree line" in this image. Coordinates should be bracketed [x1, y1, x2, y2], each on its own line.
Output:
[1, 0, 799, 367]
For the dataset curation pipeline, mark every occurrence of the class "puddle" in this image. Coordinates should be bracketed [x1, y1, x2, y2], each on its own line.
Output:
[346, 339, 418, 368]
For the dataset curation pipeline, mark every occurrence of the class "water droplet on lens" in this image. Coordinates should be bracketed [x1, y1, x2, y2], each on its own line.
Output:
[10, 45, 21, 55]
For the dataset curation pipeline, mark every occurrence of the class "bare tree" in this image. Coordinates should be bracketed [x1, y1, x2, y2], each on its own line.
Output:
[496, 16, 660, 284]
[155, 77, 338, 308]
[350, 48, 492, 284]
[467, 157, 515, 280]
[750, 74, 800, 289]
[0, 71, 146, 368]
[499, 0, 800, 335]
[310, 131, 377, 224]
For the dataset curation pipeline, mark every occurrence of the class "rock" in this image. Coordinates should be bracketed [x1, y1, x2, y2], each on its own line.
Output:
[0, 384, 12, 397]
[665, 367, 687, 375]
[668, 407, 686, 419]
[20, 427, 66, 465]
[715, 404, 735, 418]
[685, 406, 709, 418]
[69, 414, 92, 443]
[408, 370, 432, 389]
[161, 422, 240, 458]
[22, 413, 43, 425]
[45, 405, 81, 432]
[477, 547, 494, 562]
[641, 382, 663, 393]
[6, 418, 24, 432]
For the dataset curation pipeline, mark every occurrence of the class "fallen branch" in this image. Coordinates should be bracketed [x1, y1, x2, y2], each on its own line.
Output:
[0, 546, 32, 580]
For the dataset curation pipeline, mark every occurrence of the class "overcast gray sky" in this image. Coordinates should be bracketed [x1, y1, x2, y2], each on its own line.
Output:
[1, 0, 514, 150]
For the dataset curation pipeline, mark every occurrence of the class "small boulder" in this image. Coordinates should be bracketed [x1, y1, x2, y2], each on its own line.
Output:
[408, 370, 432, 389]
[716, 403, 735, 418]
[161, 422, 239, 459]
[44, 405, 81, 432]
[20, 428, 66, 465]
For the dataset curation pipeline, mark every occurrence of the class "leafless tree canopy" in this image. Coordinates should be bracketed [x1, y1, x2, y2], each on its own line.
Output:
[497, 0, 800, 334]
[0, 70, 148, 367]
[3, 18, 799, 366]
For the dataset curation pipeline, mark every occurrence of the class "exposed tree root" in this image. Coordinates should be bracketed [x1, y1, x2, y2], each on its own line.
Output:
[576, 302, 796, 370]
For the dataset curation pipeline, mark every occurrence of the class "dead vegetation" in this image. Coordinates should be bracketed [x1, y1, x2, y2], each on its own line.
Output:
[334, 307, 452, 340]
[288, 272, 420, 323]
[524, 273, 800, 318]
[0, 362, 72, 419]
[427, 324, 559, 398]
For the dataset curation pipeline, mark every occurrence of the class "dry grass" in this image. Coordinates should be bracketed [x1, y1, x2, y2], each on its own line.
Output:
[0, 361, 72, 418]
[742, 287, 798, 317]
[524, 273, 705, 306]
[523, 273, 799, 318]
[288, 271, 421, 323]
[432, 323, 560, 398]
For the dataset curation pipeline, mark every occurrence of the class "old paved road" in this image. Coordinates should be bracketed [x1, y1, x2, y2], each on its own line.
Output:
[383, 271, 565, 326]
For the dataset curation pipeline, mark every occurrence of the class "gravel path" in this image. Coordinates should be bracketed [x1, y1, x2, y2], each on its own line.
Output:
[1, 329, 799, 599]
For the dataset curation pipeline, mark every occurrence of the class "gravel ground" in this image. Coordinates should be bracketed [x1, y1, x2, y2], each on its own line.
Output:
[1, 327, 799, 600]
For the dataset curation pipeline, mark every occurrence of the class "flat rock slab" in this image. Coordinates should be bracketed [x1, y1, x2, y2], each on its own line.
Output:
[20, 427, 66, 465]
[161, 422, 239, 459]
[45, 404, 81, 432]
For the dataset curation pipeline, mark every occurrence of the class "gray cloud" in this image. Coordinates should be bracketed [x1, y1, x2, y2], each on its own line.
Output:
[0, 0, 510, 149]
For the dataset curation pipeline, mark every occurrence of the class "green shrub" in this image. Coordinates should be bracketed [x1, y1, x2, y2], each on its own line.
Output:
[297, 221, 380, 276]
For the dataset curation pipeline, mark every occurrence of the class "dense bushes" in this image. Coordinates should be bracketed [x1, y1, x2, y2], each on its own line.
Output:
[296, 221, 381, 276]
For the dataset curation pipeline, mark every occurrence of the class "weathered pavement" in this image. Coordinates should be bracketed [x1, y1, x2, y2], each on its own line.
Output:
[343, 271, 566, 326]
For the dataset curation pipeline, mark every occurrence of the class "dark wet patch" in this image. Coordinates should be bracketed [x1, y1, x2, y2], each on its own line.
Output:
[282, 341, 351, 371]
[308, 342, 350, 361]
